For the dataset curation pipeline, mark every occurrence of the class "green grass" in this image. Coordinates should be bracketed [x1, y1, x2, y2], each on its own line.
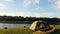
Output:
[0, 25, 60, 34]
[32, 25, 60, 34]
[0, 28, 34, 34]
[51, 25, 60, 34]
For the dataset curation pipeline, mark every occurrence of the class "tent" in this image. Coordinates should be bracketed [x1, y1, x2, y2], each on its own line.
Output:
[30, 21, 38, 31]
[30, 20, 47, 31]
[30, 21, 55, 34]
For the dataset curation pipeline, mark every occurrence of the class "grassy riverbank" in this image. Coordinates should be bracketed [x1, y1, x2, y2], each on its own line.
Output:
[0, 25, 60, 34]
[0, 28, 34, 34]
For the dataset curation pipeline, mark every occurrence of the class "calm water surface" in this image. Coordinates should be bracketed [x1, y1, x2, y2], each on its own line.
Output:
[0, 23, 31, 28]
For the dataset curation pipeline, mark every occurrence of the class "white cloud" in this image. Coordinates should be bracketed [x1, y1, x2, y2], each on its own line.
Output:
[35, 6, 42, 10]
[2, 0, 14, 2]
[0, 0, 15, 12]
[5, 0, 13, 2]
[42, 13, 55, 17]
[23, 0, 40, 7]
[48, 0, 55, 2]
[0, 0, 15, 16]
[0, 3, 8, 12]
[54, 0, 60, 11]
[39, 12, 60, 18]
[0, 11, 43, 17]
[0, 11, 60, 18]
[0, 11, 32, 17]
[48, 0, 60, 11]
[32, 0, 40, 4]
[23, 0, 31, 7]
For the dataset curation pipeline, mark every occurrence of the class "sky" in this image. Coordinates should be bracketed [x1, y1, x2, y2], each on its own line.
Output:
[0, 0, 60, 18]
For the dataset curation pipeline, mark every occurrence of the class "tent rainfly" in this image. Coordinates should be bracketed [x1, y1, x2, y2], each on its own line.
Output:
[30, 20, 45, 31]
[30, 21, 55, 34]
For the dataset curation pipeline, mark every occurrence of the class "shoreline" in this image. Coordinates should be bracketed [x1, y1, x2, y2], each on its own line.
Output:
[0, 21, 32, 24]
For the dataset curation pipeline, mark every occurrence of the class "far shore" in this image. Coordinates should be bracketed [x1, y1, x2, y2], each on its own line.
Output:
[0, 21, 33, 24]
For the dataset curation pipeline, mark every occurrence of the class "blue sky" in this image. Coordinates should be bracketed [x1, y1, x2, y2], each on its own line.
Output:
[0, 0, 60, 18]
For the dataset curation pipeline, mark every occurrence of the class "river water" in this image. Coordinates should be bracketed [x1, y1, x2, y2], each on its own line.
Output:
[0, 23, 31, 28]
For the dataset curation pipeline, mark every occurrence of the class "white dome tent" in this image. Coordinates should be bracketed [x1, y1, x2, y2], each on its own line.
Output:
[30, 20, 47, 31]
[30, 20, 55, 34]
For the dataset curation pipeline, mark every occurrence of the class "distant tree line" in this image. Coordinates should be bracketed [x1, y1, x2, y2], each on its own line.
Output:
[0, 15, 60, 24]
